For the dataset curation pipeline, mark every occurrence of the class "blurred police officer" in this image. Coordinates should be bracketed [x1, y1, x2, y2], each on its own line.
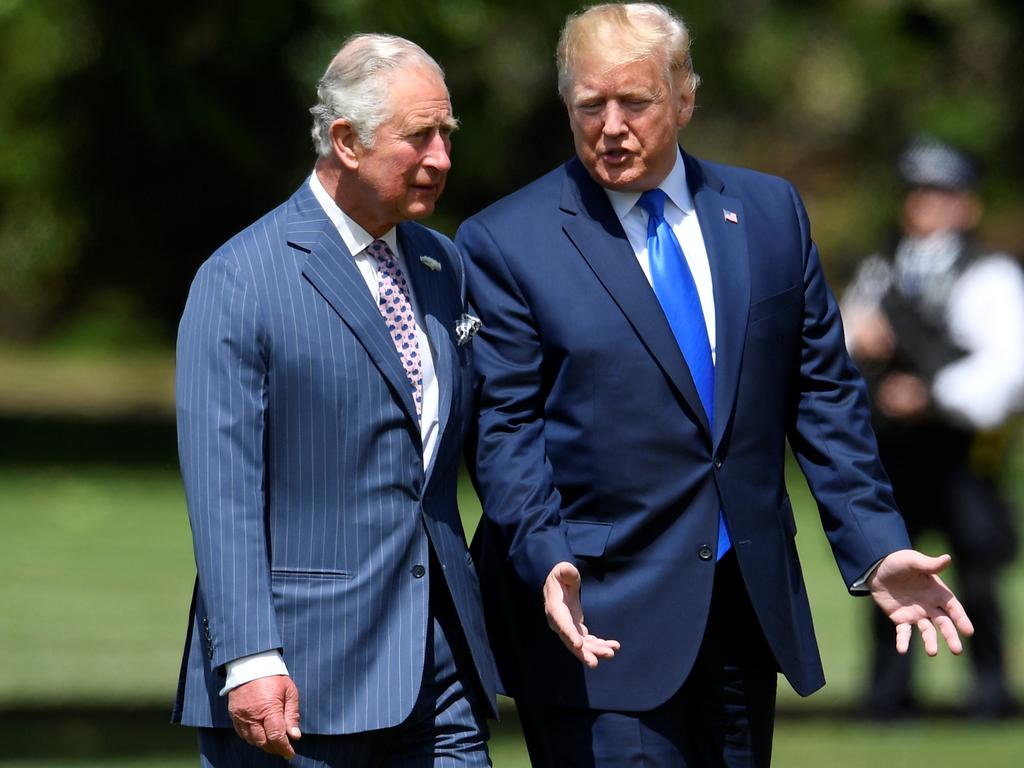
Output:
[843, 137, 1024, 718]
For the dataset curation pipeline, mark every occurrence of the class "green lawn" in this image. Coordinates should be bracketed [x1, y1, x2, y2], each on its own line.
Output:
[1, 720, 1023, 767]
[2, 460, 1023, 765]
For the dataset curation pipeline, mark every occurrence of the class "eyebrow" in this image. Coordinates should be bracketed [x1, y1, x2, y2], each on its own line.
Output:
[402, 114, 461, 136]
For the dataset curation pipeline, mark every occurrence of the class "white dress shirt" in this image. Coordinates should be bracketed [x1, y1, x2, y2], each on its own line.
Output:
[604, 149, 717, 364]
[608, 151, 883, 592]
[220, 172, 442, 694]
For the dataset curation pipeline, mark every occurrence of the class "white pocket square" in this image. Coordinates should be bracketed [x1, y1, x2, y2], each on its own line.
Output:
[455, 313, 481, 346]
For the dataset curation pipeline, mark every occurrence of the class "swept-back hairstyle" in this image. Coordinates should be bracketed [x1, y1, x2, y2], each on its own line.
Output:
[310, 33, 446, 155]
[556, 3, 700, 100]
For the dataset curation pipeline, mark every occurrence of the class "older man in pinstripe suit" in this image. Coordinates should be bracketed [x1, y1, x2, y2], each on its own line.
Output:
[173, 33, 497, 766]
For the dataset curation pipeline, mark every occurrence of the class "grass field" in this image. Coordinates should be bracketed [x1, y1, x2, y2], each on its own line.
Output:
[1, 720, 1023, 767]
[2, 436, 1023, 764]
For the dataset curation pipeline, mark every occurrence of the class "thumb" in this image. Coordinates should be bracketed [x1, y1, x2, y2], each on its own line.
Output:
[553, 561, 581, 587]
[909, 550, 951, 574]
[881, 548, 951, 576]
[284, 680, 302, 739]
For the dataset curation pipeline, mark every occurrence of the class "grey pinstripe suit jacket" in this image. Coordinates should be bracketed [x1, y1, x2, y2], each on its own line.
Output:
[172, 181, 497, 734]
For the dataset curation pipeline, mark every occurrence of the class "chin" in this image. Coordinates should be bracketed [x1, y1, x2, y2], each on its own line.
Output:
[403, 202, 435, 220]
[597, 169, 644, 191]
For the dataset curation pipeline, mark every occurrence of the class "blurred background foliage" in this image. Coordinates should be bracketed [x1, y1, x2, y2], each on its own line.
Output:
[0, 0, 1022, 346]
[2, 2, 1023, 764]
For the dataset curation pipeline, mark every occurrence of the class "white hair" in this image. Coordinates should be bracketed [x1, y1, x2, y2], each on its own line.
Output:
[309, 33, 446, 155]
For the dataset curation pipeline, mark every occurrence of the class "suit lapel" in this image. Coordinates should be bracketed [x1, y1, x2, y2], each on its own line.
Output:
[684, 154, 751, 452]
[397, 223, 456, 482]
[288, 184, 421, 433]
[561, 158, 711, 440]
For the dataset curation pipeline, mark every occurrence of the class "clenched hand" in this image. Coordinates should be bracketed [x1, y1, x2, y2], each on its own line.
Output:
[227, 675, 302, 759]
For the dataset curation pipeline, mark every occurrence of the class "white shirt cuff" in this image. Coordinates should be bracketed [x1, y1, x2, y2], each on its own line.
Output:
[850, 557, 885, 594]
[219, 650, 289, 696]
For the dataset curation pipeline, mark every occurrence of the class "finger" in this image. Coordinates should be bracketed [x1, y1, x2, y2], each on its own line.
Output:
[246, 722, 269, 750]
[582, 642, 617, 660]
[895, 622, 912, 654]
[284, 681, 302, 740]
[231, 718, 249, 743]
[943, 597, 975, 637]
[261, 711, 296, 759]
[584, 635, 621, 651]
[934, 614, 963, 655]
[917, 618, 938, 656]
[557, 629, 595, 666]
[555, 605, 585, 648]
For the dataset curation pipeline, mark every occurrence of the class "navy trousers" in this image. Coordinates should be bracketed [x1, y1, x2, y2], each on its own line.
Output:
[198, 559, 491, 767]
[516, 552, 778, 767]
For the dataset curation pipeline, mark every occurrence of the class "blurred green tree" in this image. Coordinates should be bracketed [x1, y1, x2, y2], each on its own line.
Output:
[0, 0, 1021, 343]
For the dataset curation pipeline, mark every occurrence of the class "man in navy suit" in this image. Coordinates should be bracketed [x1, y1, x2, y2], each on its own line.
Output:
[459, 4, 974, 766]
[174, 33, 496, 766]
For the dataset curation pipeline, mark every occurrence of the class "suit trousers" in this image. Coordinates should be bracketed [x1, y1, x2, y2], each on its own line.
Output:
[197, 552, 491, 768]
[516, 552, 778, 768]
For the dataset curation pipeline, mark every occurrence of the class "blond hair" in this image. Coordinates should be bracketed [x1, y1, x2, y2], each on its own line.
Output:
[556, 3, 700, 100]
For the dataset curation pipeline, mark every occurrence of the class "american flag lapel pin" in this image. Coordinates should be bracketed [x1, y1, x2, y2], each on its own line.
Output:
[723, 209, 739, 224]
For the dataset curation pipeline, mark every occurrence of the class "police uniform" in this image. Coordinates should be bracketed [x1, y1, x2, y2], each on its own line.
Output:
[842, 138, 1024, 718]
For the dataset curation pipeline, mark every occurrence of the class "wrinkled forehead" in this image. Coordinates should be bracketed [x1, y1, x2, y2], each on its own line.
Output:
[381, 65, 453, 119]
[567, 50, 671, 96]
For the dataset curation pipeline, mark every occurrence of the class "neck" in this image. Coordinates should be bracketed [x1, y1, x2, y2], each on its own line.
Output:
[314, 158, 390, 238]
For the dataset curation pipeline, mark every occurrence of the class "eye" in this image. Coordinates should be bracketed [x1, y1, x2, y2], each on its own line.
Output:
[405, 127, 434, 144]
[575, 100, 603, 116]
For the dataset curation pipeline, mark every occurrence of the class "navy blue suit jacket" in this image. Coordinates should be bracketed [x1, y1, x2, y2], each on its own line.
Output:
[457, 151, 911, 711]
[173, 181, 497, 734]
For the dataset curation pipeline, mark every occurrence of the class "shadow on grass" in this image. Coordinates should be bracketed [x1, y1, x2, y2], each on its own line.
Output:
[0, 705, 527, 760]
[0, 415, 177, 466]
[2, 703, 1019, 760]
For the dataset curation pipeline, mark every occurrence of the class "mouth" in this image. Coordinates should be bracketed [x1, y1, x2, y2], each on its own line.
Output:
[411, 180, 443, 195]
[599, 148, 633, 165]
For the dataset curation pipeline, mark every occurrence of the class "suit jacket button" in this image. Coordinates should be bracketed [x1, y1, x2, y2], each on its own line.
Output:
[412, 564, 426, 579]
[713, 457, 723, 469]
[698, 545, 713, 561]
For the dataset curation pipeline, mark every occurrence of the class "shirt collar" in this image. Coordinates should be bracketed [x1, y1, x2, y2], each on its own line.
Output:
[603, 148, 694, 220]
[308, 171, 399, 256]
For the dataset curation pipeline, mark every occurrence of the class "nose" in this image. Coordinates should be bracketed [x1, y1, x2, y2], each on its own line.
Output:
[601, 102, 628, 137]
[423, 132, 452, 173]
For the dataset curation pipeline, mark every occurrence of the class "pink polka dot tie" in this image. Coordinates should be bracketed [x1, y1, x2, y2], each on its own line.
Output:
[367, 239, 423, 415]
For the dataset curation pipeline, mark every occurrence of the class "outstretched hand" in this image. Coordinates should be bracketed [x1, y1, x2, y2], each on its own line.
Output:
[227, 675, 302, 758]
[868, 549, 974, 656]
[543, 561, 621, 668]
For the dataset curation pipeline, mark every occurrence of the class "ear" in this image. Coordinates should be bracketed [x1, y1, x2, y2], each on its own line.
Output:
[330, 119, 362, 171]
[676, 89, 695, 130]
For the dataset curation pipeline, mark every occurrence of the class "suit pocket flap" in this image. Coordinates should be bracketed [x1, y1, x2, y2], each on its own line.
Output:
[564, 521, 613, 558]
[271, 567, 353, 580]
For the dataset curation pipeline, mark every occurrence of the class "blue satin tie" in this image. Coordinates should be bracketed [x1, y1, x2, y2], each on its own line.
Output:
[638, 188, 732, 559]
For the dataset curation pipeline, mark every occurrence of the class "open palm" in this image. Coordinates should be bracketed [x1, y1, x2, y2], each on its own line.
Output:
[868, 549, 975, 656]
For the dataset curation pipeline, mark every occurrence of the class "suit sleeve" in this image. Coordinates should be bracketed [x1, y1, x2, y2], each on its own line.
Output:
[458, 218, 575, 593]
[783, 184, 912, 588]
[176, 254, 282, 668]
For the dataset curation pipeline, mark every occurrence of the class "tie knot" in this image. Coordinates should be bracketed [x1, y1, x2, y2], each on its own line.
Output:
[637, 188, 667, 220]
[366, 239, 395, 266]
